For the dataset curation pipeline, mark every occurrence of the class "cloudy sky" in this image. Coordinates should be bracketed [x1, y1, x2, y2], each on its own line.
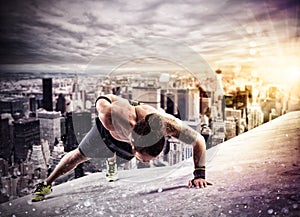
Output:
[0, 0, 299, 83]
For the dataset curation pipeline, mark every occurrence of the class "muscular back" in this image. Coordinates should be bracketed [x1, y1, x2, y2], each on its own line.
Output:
[96, 94, 198, 145]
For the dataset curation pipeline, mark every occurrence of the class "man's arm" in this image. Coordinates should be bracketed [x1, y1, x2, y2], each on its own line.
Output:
[164, 116, 212, 188]
[191, 134, 206, 168]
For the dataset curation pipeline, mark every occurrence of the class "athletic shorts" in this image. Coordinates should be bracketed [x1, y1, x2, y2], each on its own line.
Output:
[78, 118, 134, 160]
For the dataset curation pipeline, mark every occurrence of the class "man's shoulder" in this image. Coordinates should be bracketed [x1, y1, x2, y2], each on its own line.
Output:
[139, 104, 158, 113]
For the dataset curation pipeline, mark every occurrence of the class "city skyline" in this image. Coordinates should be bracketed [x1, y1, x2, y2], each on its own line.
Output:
[0, 0, 299, 86]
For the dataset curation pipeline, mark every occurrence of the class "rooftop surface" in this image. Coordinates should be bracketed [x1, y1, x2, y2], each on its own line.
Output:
[1, 111, 299, 217]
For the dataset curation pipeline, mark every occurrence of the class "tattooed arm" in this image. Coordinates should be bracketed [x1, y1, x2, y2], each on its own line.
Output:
[165, 117, 206, 167]
[164, 116, 212, 188]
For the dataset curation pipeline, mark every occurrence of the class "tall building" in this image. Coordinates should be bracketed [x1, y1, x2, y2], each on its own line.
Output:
[37, 110, 61, 152]
[13, 118, 40, 163]
[0, 158, 9, 177]
[0, 117, 11, 161]
[160, 91, 180, 118]
[211, 69, 226, 146]
[71, 80, 86, 111]
[28, 95, 37, 113]
[60, 117, 66, 141]
[0, 96, 27, 117]
[65, 113, 78, 152]
[41, 139, 51, 166]
[199, 87, 211, 115]
[176, 88, 200, 121]
[212, 69, 225, 121]
[30, 144, 47, 178]
[55, 93, 66, 115]
[225, 108, 242, 137]
[42, 78, 53, 111]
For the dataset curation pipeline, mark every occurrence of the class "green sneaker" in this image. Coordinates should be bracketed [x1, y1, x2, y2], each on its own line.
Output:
[31, 181, 52, 202]
[106, 160, 118, 182]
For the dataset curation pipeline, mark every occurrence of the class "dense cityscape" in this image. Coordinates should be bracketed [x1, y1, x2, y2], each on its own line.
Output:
[0, 1, 299, 216]
[0, 68, 298, 203]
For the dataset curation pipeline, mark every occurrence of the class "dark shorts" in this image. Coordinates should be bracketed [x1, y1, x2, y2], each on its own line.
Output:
[78, 118, 134, 161]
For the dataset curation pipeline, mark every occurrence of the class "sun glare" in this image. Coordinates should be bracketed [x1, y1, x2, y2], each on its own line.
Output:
[289, 66, 300, 80]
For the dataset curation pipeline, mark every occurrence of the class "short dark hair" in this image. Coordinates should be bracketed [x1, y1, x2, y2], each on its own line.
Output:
[132, 113, 166, 157]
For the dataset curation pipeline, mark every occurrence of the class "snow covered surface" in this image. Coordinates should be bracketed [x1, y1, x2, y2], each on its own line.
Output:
[1, 111, 300, 217]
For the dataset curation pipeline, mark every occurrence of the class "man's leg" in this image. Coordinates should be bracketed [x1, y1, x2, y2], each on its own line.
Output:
[46, 149, 89, 185]
[32, 149, 89, 202]
[107, 152, 116, 163]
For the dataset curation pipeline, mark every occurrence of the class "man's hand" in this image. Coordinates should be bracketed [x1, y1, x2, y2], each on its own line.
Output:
[188, 178, 213, 189]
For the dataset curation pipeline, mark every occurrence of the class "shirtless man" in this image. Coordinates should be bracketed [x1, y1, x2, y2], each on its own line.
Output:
[32, 94, 212, 202]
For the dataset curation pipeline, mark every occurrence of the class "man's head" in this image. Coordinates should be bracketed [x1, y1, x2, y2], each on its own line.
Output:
[132, 113, 166, 161]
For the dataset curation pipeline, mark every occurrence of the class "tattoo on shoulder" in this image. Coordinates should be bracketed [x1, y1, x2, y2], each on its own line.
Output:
[165, 118, 180, 137]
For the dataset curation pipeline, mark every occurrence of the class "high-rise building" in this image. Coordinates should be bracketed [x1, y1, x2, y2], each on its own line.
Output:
[225, 108, 242, 136]
[0, 158, 9, 177]
[55, 93, 66, 115]
[160, 90, 167, 111]
[30, 144, 47, 173]
[211, 69, 226, 146]
[161, 91, 179, 118]
[176, 88, 200, 121]
[0, 96, 27, 117]
[212, 69, 225, 121]
[42, 78, 53, 111]
[41, 139, 51, 166]
[37, 110, 61, 152]
[245, 85, 253, 105]
[177, 89, 188, 120]
[65, 113, 78, 152]
[166, 93, 176, 116]
[199, 86, 211, 114]
[60, 117, 66, 141]
[28, 95, 37, 113]
[13, 118, 40, 163]
[0, 117, 11, 161]
[19, 161, 33, 177]
[235, 90, 248, 110]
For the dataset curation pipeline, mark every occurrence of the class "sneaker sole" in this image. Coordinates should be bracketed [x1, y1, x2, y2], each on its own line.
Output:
[106, 176, 118, 182]
[31, 195, 45, 202]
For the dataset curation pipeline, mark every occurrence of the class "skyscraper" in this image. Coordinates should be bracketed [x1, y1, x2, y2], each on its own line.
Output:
[56, 93, 66, 115]
[13, 118, 40, 163]
[37, 110, 61, 152]
[42, 78, 53, 111]
[0, 117, 11, 161]
[29, 95, 37, 113]
[211, 69, 226, 146]
[177, 88, 200, 121]
[0, 96, 27, 117]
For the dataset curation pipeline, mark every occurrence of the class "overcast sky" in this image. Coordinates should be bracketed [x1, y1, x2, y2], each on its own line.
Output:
[0, 0, 299, 82]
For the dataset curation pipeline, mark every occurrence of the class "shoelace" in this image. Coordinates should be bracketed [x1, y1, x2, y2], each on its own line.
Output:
[33, 183, 46, 193]
[108, 163, 116, 174]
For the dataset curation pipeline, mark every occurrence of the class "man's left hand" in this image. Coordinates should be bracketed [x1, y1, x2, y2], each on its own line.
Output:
[188, 178, 213, 189]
